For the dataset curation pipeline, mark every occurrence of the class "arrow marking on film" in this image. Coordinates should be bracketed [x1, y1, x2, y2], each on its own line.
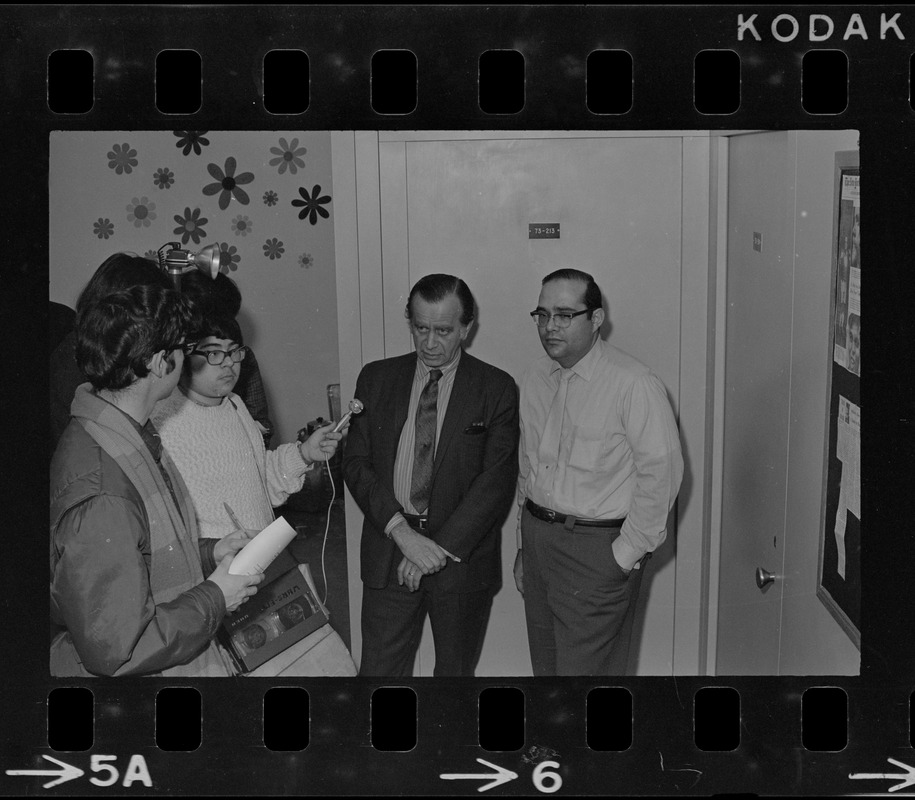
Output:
[850, 757, 915, 792]
[440, 758, 518, 792]
[6, 754, 85, 788]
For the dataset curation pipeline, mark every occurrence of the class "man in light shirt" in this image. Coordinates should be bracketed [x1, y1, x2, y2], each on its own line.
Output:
[343, 274, 519, 676]
[515, 268, 683, 676]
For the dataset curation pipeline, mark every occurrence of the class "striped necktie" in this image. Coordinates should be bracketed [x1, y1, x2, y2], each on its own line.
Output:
[409, 369, 443, 514]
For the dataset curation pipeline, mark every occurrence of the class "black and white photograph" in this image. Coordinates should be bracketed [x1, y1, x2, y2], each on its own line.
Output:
[4, 4, 914, 797]
[47, 128, 861, 679]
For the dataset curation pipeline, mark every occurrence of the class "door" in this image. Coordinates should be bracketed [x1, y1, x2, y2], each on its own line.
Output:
[715, 132, 792, 674]
[377, 133, 685, 675]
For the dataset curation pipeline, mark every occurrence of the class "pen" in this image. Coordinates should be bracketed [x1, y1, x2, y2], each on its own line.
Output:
[223, 502, 243, 531]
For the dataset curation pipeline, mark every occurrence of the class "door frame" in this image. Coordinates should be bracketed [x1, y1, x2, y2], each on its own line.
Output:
[704, 136, 730, 676]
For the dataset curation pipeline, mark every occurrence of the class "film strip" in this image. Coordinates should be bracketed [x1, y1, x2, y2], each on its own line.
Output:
[3, 4, 914, 795]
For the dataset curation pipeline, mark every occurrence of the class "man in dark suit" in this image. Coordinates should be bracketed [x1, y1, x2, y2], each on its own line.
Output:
[343, 274, 519, 677]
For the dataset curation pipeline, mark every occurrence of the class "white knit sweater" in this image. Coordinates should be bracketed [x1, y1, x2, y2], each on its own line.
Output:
[151, 390, 312, 538]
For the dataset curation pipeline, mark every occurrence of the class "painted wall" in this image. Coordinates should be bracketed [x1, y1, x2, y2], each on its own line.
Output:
[49, 130, 339, 443]
[779, 129, 860, 674]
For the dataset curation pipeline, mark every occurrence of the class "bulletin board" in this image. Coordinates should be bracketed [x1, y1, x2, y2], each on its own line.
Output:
[817, 150, 860, 649]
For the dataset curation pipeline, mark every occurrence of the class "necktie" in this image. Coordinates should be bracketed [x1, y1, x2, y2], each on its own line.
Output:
[537, 369, 571, 471]
[410, 369, 443, 514]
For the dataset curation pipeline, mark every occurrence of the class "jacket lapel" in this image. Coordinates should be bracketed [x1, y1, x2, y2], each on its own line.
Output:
[385, 354, 417, 474]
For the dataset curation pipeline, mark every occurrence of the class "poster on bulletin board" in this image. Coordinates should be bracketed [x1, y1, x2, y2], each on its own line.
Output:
[817, 151, 860, 649]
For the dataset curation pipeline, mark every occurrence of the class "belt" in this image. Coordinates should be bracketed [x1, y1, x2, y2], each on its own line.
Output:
[525, 499, 625, 530]
[402, 513, 430, 532]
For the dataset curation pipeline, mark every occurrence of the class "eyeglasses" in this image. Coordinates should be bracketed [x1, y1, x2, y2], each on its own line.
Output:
[189, 345, 249, 366]
[530, 309, 591, 328]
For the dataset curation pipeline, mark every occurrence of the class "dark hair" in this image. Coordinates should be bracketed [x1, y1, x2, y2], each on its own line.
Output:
[180, 269, 243, 319]
[75, 253, 163, 313]
[188, 312, 244, 348]
[75, 267, 193, 391]
[405, 274, 476, 325]
[180, 271, 245, 346]
[542, 268, 603, 314]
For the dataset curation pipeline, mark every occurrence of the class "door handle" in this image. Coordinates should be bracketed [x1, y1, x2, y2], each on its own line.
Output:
[755, 567, 777, 591]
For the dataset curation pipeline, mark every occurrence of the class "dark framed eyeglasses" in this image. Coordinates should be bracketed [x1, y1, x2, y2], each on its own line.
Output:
[168, 341, 196, 355]
[530, 309, 591, 329]
[189, 345, 249, 366]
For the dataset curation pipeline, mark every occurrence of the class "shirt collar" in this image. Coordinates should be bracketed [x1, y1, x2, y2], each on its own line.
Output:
[548, 337, 602, 382]
[415, 347, 462, 381]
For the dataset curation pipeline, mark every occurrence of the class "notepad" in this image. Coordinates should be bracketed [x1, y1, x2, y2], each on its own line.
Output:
[228, 516, 298, 576]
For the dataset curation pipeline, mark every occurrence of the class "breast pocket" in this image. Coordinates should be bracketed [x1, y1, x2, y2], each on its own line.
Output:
[568, 426, 609, 471]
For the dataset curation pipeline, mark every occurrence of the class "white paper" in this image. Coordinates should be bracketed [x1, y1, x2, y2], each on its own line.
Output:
[844, 401, 861, 518]
[832, 396, 861, 581]
[833, 479, 847, 580]
[848, 267, 861, 317]
[228, 516, 297, 576]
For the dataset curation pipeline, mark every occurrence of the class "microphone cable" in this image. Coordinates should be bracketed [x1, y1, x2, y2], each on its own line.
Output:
[319, 450, 335, 609]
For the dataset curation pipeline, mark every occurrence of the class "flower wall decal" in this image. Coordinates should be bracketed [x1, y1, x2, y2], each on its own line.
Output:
[93, 218, 114, 239]
[269, 137, 307, 175]
[153, 167, 175, 189]
[56, 132, 338, 470]
[174, 131, 210, 156]
[218, 243, 241, 273]
[291, 184, 332, 225]
[107, 143, 138, 175]
[126, 197, 156, 228]
[173, 206, 209, 245]
[263, 238, 285, 260]
[231, 214, 253, 237]
[202, 156, 255, 210]
[71, 133, 332, 307]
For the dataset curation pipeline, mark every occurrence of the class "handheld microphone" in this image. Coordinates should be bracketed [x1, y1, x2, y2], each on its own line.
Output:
[332, 399, 364, 433]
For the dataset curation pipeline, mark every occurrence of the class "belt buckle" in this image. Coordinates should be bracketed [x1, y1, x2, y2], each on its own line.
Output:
[544, 508, 557, 523]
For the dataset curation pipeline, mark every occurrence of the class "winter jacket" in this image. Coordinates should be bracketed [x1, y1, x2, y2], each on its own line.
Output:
[50, 384, 235, 677]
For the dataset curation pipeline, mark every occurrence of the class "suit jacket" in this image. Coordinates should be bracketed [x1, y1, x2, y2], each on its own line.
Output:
[342, 351, 519, 593]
